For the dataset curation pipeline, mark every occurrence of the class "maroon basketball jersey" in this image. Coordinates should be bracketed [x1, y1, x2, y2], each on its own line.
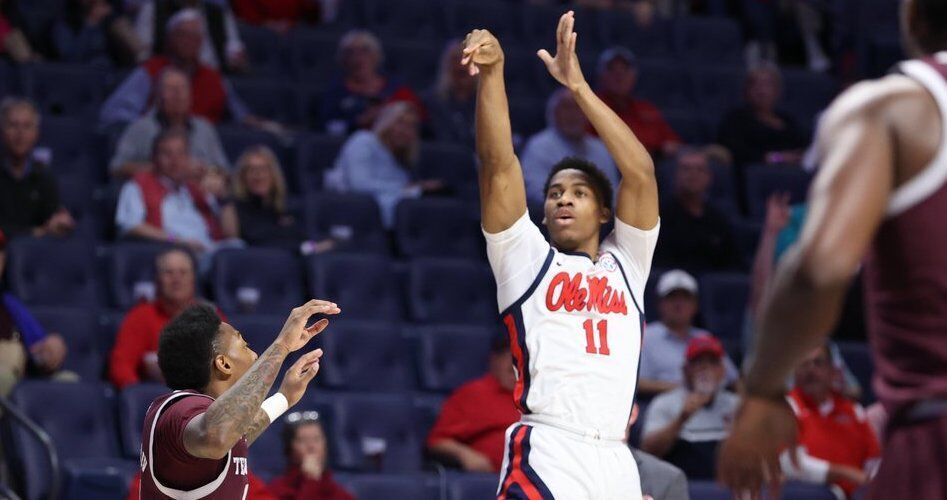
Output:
[139, 390, 250, 499]
[864, 53, 947, 413]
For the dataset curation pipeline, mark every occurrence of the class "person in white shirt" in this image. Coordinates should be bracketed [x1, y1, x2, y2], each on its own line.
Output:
[464, 11, 659, 499]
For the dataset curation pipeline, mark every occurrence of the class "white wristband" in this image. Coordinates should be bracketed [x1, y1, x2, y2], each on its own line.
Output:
[261, 393, 289, 423]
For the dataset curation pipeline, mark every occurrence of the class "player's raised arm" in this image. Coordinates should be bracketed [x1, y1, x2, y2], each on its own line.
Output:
[537, 11, 657, 230]
[184, 300, 340, 459]
[464, 29, 528, 233]
[718, 79, 907, 495]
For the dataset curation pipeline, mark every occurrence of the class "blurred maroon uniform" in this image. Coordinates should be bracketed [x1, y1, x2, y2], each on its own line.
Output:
[864, 53, 947, 498]
[139, 391, 250, 499]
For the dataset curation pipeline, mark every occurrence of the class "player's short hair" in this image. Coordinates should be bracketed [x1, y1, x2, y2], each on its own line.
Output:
[542, 157, 614, 210]
[158, 304, 222, 391]
[915, 0, 947, 52]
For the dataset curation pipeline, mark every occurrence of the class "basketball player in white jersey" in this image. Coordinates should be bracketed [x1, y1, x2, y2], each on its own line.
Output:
[463, 11, 659, 499]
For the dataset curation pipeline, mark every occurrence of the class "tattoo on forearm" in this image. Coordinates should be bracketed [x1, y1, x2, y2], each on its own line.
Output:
[203, 344, 287, 449]
[245, 410, 271, 446]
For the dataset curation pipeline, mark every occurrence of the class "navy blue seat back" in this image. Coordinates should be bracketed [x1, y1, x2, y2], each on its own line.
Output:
[331, 393, 422, 472]
[412, 394, 443, 446]
[319, 321, 413, 392]
[309, 254, 404, 321]
[675, 17, 743, 65]
[417, 142, 478, 198]
[836, 341, 875, 405]
[688, 480, 731, 500]
[636, 61, 695, 112]
[395, 198, 483, 259]
[409, 259, 497, 324]
[30, 306, 103, 381]
[693, 67, 745, 126]
[107, 243, 170, 310]
[781, 482, 838, 499]
[117, 383, 167, 459]
[605, 14, 674, 58]
[7, 237, 100, 307]
[366, 0, 448, 40]
[63, 458, 138, 500]
[341, 474, 438, 500]
[290, 31, 339, 82]
[744, 165, 812, 219]
[417, 325, 492, 392]
[236, 23, 288, 76]
[25, 63, 107, 119]
[230, 77, 300, 125]
[385, 41, 442, 90]
[448, 472, 499, 500]
[212, 248, 304, 315]
[699, 272, 750, 341]
[295, 134, 345, 193]
[305, 193, 388, 254]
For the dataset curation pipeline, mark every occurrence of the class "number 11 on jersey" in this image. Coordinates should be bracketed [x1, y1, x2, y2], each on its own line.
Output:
[583, 319, 610, 355]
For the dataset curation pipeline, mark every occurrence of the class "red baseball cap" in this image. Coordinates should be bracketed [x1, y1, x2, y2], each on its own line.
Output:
[685, 335, 725, 362]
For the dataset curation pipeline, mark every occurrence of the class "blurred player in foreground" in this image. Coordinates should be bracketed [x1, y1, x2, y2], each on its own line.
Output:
[719, 1, 947, 498]
[465, 10, 659, 499]
[139, 299, 339, 499]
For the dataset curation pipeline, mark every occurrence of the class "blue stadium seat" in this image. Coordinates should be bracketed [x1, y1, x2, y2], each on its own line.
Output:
[365, 0, 449, 40]
[409, 258, 497, 324]
[636, 60, 696, 113]
[10, 381, 121, 500]
[295, 133, 345, 193]
[836, 341, 875, 405]
[106, 242, 170, 310]
[318, 321, 414, 392]
[236, 23, 288, 76]
[699, 272, 750, 341]
[395, 198, 483, 259]
[643, 266, 668, 323]
[39, 116, 103, 192]
[781, 482, 838, 499]
[412, 393, 443, 446]
[416, 325, 492, 392]
[417, 142, 479, 198]
[664, 110, 708, 144]
[304, 193, 389, 254]
[63, 458, 138, 500]
[309, 253, 404, 321]
[339, 473, 439, 500]
[24, 63, 108, 119]
[384, 41, 442, 90]
[744, 165, 812, 219]
[688, 480, 731, 500]
[7, 237, 101, 307]
[731, 219, 762, 269]
[289, 30, 340, 82]
[331, 393, 423, 472]
[117, 383, 167, 459]
[693, 66, 745, 127]
[230, 77, 301, 125]
[509, 98, 547, 139]
[448, 1, 521, 43]
[448, 472, 499, 500]
[30, 306, 103, 381]
[675, 17, 743, 65]
[781, 69, 838, 134]
[217, 125, 295, 182]
[212, 248, 305, 315]
[0, 60, 22, 98]
[604, 13, 675, 58]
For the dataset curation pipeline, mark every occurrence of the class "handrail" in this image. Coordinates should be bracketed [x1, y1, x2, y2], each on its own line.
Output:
[0, 395, 60, 500]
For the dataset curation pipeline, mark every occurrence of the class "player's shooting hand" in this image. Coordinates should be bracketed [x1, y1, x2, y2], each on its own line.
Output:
[718, 396, 797, 499]
[278, 348, 323, 407]
[461, 29, 504, 75]
[537, 11, 587, 93]
[274, 299, 341, 353]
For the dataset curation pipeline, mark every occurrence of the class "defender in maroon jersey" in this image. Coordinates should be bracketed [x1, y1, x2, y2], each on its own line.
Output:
[718, 1, 947, 498]
[140, 300, 340, 499]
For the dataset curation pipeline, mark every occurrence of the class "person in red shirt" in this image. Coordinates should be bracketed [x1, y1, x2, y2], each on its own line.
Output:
[268, 412, 354, 500]
[594, 46, 681, 158]
[231, 0, 320, 33]
[426, 336, 519, 472]
[109, 247, 212, 388]
[781, 344, 881, 498]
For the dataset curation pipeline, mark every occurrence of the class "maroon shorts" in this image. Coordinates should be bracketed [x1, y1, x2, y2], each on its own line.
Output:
[869, 414, 947, 499]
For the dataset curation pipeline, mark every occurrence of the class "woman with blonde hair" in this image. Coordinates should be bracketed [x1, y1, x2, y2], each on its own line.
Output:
[227, 145, 332, 254]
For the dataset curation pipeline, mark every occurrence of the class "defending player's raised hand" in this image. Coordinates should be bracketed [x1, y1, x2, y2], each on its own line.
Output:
[461, 29, 503, 75]
[717, 396, 798, 498]
[278, 348, 324, 407]
[274, 299, 341, 352]
[537, 11, 587, 93]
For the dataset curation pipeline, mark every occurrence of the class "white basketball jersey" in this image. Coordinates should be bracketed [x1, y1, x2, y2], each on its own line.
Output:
[485, 213, 659, 440]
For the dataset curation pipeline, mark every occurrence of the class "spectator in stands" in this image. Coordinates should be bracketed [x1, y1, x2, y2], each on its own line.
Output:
[641, 335, 739, 479]
[638, 270, 740, 396]
[320, 30, 424, 135]
[231, 0, 321, 33]
[427, 336, 519, 473]
[717, 64, 807, 170]
[52, 0, 140, 67]
[627, 405, 689, 500]
[521, 89, 620, 206]
[110, 67, 229, 180]
[134, 0, 247, 73]
[0, 98, 75, 240]
[422, 39, 477, 146]
[100, 8, 257, 127]
[781, 344, 881, 497]
[109, 247, 207, 388]
[0, 1, 36, 63]
[324, 102, 443, 228]
[653, 148, 740, 273]
[595, 47, 681, 157]
[227, 145, 334, 254]
[0, 232, 73, 396]
[268, 412, 355, 500]
[115, 128, 236, 257]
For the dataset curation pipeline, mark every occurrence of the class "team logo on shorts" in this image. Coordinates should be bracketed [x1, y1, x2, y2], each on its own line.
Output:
[598, 254, 618, 273]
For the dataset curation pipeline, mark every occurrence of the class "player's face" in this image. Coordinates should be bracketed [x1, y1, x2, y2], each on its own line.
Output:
[544, 169, 608, 252]
[156, 251, 196, 305]
[154, 136, 191, 184]
[217, 322, 258, 381]
[658, 290, 698, 328]
[794, 347, 834, 401]
[291, 422, 327, 466]
[1, 105, 39, 159]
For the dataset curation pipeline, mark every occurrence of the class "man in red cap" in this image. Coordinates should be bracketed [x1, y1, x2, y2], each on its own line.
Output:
[640, 334, 739, 480]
